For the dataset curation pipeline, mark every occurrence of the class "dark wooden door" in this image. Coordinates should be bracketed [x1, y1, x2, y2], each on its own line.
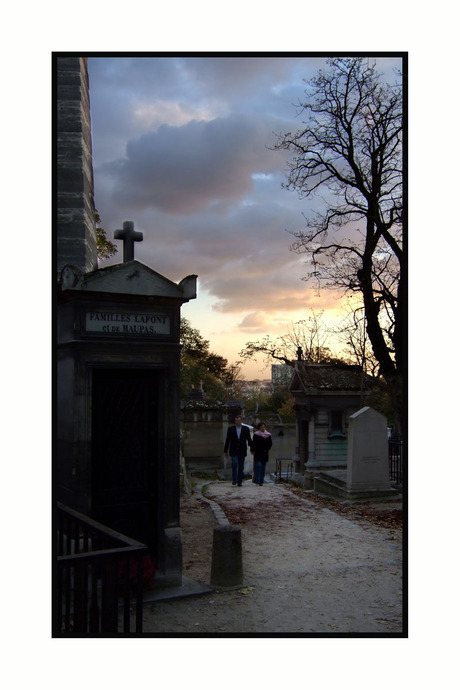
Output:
[91, 368, 159, 549]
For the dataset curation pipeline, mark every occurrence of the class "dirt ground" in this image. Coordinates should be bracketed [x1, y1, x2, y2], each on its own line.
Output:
[141, 477, 404, 635]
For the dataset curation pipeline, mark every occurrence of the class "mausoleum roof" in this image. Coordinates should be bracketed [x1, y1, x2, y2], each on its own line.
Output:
[60, 260, 197, 301]
[290, 362, 374, 394]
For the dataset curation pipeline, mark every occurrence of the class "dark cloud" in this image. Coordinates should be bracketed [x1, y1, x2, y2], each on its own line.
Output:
[182, 57, 310, 101]
[88, 56, 330, 163]
[101, 113, 286, 214]
[88, 55, 402, 352]
[89, 57, 187, 102]
[97, 172, 313, 314]
[137, 196, 304, 275]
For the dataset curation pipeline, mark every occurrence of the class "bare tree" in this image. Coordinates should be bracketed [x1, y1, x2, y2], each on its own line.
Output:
[275, 57, 404, 433]
[333, 301, 380, 376]
[239, 310, 345, 369]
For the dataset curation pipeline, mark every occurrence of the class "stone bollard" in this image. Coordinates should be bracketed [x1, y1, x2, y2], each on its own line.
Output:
[210, 525, 243, 587]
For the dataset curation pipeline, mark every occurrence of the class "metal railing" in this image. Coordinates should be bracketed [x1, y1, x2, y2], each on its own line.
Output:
[55, 503, 148, 634]
[389, 438, 403, 485]
[275, 458, 294, 482]
[273, 442, 403, 487]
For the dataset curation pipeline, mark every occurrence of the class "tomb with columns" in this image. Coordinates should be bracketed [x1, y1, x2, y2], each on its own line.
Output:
[289, 361, 375, 488]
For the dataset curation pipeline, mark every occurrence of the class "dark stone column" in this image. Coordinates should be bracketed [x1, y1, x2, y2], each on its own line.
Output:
[56, 56, 97, 278]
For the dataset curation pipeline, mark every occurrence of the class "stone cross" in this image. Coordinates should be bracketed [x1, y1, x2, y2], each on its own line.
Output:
[114, 221, 143, 262]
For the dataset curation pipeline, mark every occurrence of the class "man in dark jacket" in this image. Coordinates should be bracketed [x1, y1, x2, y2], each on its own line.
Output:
[224, 415, 253, 486]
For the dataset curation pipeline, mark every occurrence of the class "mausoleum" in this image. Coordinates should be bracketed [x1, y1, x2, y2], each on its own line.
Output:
[57, 251, 197, 586]
[289, 362, 374, 486]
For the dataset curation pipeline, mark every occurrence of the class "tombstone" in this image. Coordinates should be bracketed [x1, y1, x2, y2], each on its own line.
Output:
[346, 406, 393, 492]
[313, 405, 399, 500]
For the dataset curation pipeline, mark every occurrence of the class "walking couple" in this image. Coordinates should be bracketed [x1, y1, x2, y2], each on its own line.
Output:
[224, 415, 272, 487]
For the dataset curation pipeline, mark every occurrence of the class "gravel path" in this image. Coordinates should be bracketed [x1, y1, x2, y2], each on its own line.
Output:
[141, 479, 404, 635]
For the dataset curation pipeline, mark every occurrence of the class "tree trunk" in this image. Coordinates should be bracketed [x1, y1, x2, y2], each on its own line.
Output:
[359, 228, 403, 438]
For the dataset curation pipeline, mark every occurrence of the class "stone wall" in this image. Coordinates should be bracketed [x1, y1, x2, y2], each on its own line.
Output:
[181, 403, 227, 468]
[56, 56, 97, 278]
[180, 409, 296, 476]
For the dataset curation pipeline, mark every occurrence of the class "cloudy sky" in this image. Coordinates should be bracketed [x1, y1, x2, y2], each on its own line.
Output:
[87, 55, 402, 379]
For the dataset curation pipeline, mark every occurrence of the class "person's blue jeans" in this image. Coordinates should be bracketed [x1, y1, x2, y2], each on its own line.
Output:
[254, 460, 266, 485]
[231, 456, 245, 485]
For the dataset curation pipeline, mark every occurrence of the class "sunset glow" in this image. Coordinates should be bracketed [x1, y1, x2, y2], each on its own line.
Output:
[88, 56, 402, 380]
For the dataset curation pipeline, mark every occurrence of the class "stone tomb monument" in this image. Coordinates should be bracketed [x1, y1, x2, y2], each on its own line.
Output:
[347, 406, 393, 494]
[57, 225, 197, 587]
[314, 406, 398, 501]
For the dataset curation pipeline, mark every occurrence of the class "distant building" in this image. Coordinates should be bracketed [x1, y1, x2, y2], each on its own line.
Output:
[239, 379, 273, 395]
[272, 364, 293, 387]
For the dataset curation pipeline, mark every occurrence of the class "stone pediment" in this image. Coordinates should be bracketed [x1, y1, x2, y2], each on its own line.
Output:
[60, 261, 197, 301]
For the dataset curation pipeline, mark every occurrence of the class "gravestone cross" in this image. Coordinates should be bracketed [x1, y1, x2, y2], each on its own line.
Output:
[114, 221, 143, 263]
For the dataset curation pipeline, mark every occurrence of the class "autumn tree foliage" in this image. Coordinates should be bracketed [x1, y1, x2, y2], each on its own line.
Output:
[275, 57, 405, 434]
[95, 211, 118, 261]
[180, 317, 233, 399]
